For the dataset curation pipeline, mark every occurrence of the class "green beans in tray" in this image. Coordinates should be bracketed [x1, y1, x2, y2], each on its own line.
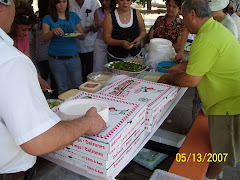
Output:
[109, 61, 145, 72]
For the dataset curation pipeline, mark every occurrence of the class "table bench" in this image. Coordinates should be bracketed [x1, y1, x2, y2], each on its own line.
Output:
[168, 110, 211, 180]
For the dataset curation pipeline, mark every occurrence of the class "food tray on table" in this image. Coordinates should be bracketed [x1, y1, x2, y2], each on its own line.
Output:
[125, 57, 145, 64]
[87, 71, 116, 85]
[47, 99, 63, 109]
[137, 71, 164, 82]
[104, 61, 148, 78]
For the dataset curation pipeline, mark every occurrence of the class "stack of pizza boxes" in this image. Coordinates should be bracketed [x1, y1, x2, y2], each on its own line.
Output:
[43, 91, 149, 179]
[97, 77, 180, 133]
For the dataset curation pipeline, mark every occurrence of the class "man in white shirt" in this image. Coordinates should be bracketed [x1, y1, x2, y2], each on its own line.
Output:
[228, 3, 240, 42]
[69, 0, 99, 82]
[0, 0, 105, 178]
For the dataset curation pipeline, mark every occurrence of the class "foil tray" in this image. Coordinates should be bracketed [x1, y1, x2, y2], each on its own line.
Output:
[104, 61, 148, 78]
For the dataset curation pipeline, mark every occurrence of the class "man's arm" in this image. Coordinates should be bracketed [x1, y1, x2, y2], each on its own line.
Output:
[158, 61, 202, 87]
[158, 72, 202, 87]
[20, 107, 106, 156]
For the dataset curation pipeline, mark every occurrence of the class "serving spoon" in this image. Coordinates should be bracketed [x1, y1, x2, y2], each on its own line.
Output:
[44, 89, 54, 93]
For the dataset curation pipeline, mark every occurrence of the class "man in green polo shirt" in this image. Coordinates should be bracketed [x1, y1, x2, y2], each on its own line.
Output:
[158, 0, 240, 179]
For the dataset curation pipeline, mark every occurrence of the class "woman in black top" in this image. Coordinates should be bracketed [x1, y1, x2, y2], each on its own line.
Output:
[103, 0, 146, 61]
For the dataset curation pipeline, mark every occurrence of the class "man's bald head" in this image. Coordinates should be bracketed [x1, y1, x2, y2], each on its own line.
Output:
[182, 0, 212, 18]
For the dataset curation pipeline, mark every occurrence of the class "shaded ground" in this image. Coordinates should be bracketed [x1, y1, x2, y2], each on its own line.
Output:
[132, 2, 166, 14]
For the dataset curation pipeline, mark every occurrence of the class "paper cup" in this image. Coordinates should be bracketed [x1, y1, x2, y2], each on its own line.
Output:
[58, 99, 109, 122]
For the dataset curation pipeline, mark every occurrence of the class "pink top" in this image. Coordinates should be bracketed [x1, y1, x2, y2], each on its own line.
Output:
[17, 36, 29, 53]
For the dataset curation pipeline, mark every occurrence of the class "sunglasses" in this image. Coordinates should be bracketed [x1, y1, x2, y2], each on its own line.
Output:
[21, 14, 32, 19]
[1, 0, 20, 7]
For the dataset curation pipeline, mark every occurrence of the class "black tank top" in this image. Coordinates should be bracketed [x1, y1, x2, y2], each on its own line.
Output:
[108, 9, 141, 59]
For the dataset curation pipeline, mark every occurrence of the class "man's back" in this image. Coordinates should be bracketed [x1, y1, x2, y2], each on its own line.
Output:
[186, 18, 240, 115]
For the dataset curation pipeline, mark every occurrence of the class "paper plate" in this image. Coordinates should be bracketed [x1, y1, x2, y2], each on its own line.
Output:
[58, 99, 109, 122]
[61, 32, 81, 38]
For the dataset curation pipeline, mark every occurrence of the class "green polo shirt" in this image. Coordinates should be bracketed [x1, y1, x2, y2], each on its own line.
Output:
[186, 17, 240, 115]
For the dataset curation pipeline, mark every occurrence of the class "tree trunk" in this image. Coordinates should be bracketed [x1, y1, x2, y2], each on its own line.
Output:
[147, 0, 151, 11]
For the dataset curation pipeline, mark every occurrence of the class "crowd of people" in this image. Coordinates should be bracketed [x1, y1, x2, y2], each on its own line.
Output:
[0, 0, 240, 179]
[5, 0, 240, 97]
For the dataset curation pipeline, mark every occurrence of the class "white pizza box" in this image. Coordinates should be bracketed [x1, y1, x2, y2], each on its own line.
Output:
[150, 129, 186, 148]
[144, 86, 180, 125]
[97, 77, 179, 125]
[144, 92, 179, 132]
[52, 92, 146, 154]
[51, 123, 145, 170]
[84, 130, 149, 178]
[67, 111, 145, 161]
[42, 130, 149, 179]
[145, 112, 160, 133]
[60, 121, 145, 166]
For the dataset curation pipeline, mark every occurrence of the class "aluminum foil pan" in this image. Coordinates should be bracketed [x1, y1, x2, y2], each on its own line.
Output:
[104, 61, 148, 78]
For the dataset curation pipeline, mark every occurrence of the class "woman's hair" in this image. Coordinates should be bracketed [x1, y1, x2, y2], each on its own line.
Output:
[14, 1, 38, 26]
[100, 0, 116, 13]
[182, 0, 212, 18]
[10, 1, 38, 36]
[223, 4, 234, 15]
[48, 0, 70, 22]
[166, 0, 184, 9]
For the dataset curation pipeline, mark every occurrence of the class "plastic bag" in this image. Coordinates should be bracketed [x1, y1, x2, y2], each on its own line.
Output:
[144, 38, 176, 71]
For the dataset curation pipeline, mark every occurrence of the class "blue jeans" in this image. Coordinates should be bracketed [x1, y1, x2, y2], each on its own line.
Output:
[48, 55, 82, 95]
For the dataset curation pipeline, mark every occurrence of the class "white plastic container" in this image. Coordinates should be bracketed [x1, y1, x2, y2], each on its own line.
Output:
[146, 38, 176, 71]
[79, 81, 103, 93]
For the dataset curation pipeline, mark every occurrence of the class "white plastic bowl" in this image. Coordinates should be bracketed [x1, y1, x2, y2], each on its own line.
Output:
[58, 99, 109, 122]
[150, 38, 172, 46]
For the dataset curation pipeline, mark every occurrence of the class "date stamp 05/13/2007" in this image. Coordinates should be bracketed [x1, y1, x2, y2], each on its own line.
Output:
[175, 153, 228, 163]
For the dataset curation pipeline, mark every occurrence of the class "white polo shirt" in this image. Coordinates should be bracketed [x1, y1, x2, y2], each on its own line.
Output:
[0, 28, 61, 173]
[231, 13, 240, 42]
[69, 0, 100, 53]
[221, 14, 239, 38]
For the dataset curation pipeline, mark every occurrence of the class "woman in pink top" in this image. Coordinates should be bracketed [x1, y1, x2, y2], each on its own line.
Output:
[93, 0, 116, 72]
[10, 1, 51, 91]
[10, 1, 38, 58]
